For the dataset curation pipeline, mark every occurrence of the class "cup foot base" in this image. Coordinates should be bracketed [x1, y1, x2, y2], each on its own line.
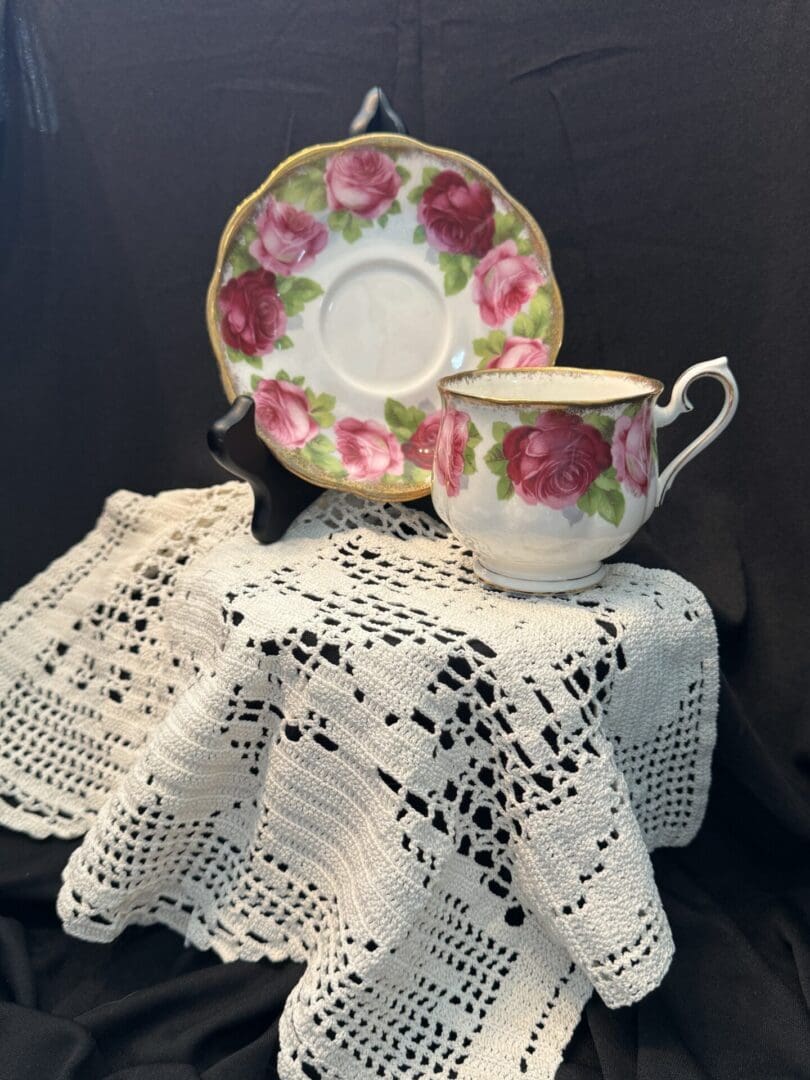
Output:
[473, 558, 607, 595]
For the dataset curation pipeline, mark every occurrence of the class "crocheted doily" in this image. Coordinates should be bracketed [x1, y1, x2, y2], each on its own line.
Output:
[0, 484, 718, 1079]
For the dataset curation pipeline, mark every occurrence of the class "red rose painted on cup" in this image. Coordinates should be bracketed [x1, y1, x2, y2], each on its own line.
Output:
[431, 362, 738, 593]
[402, 411, 442, 470]
[250, 197, 328, 277]
[334, 418, 404, 481]
[435, 408, 471, 498]
[325, 149, 402, 219]
[472, 241, 547, 328]
[417, 170, 495, 257]
[218, 270, 287, 356]
[612, 404, 653, 496]
[503, 413, 612, 509]
[487, 336, 551, 370]
[254, 378, 318, 450]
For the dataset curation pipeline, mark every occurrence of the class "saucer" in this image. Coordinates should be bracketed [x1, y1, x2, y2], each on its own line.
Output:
[206, 133, 563, 501]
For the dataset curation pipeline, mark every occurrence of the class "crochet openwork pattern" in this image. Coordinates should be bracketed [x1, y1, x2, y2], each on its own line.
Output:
[0, 485, 717, 1079]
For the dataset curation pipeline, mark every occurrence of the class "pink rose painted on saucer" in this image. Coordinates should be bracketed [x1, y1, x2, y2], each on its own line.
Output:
[502, 412, 612, 509]
[334, 418, 405, 481]
[487, 336, 551, 370]
[435, 408, 471, 497]
[218, 269, 287, 356]
[213, 138, 563, 501]
[250, 198, 328, 277]
[402, 411, 443, 470]
[417, 169, 495, 257]
[472, 240, 547, 328]
[254, 378, 319, 449]
[612, 403, 654, 496]
[325, 149, 402, 219]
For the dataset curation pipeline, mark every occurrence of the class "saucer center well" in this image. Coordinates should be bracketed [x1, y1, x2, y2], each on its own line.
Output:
[320, 257, 449, 396]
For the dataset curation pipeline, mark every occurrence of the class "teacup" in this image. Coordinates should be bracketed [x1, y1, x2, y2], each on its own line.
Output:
[431, 358, 738, 593]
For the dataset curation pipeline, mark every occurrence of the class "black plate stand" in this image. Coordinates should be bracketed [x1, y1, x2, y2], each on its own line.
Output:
[207, 88, 415, 542]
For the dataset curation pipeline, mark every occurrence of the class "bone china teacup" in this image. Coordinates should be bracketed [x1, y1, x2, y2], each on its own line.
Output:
[431, 358, 738, 594]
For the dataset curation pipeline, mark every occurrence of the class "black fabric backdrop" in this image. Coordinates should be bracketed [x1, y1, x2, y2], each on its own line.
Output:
[1, 2, 809, 1077]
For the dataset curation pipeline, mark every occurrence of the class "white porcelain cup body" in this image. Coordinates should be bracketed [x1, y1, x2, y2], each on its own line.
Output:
[431, 360, 737, 593]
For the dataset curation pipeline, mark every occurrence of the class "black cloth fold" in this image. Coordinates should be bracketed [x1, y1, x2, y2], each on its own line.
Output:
[1, 0, 809, 1076]
[0, 830, 303, 1079]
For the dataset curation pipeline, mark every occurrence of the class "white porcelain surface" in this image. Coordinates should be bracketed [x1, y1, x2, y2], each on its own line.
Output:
[431, 359, 738, 594]
[207, 134, 564, 500]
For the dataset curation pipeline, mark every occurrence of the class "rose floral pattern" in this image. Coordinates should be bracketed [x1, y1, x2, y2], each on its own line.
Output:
[501, 414, 611, 508]
[486, 336, 551, 370]
[325, 149, 402, 219]
[218, 270, 287, 356]
[213, 138, 562, 495]
[250, 198, 328, 277]
[479, 403, 656, 525]
[334, 418, 404, 482]
[416, 169, 495, 256]
[472, 241, 547, 328]
[402, 411, 443, 469]
[612, 402, 653, 496]
[435, 408, 481, 497]
[253, 378, 319, 450]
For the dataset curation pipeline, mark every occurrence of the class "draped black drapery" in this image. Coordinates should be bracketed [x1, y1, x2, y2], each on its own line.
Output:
[1, 3, 808, 1077]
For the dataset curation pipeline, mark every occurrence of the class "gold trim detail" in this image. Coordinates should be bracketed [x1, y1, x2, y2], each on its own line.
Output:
[269, 449, 430, 504]
[472, 566, 606, 597]
[438, 366, 664, 409]
[205, 132, 565, 502]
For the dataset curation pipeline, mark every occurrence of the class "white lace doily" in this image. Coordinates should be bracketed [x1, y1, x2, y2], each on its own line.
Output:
[0, 483, 718, 1080]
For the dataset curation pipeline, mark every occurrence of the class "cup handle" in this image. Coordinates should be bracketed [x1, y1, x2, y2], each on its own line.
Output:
[653, 357, 738, 506]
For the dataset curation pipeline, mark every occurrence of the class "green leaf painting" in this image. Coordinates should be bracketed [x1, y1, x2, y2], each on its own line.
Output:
[484, 442, 509, 477]
[274, 368, 309, 388]
[437, 252, 477, 297]
[228, 246, 260, 276]
[306, 390, 337, 428]
[577, 480, 626, 526]
[492, 420, 513, 443]
[582, 412, 615, 441]
[226, 345, 262, 369]
[327, 210, 371, 243]
[275, 276, 323, 317]
[274, 164, 327, 212]
[343, 216, 364, 243]
[403, 460, 430, 483]
[492, 211, 524, 246]
[385, 398, 425, 442]
[407, 165, 441, 204]
[497, 475, 515, 500]
[327, 210, 350, 231]
[463, 421, 482, 475]
[300, 434, 347, 478]
[473, 330, 507, 365]
[512, 288, 553, 340]
[376, 200, 402, 229]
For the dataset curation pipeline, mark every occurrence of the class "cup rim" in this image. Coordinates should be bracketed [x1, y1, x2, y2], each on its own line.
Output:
[437, 366, 664, 408]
